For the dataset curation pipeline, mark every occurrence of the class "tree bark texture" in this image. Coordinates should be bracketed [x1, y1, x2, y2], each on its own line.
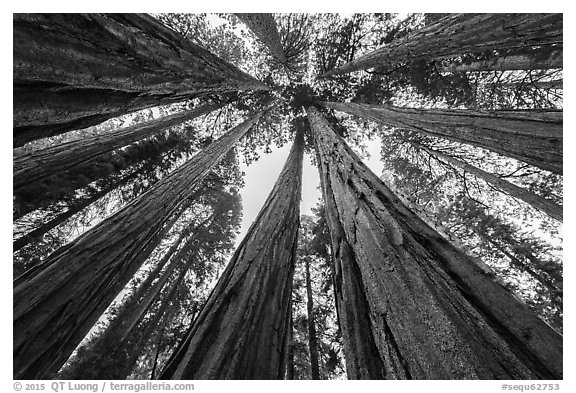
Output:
[234, 13, 287, 63]
[307, 106, 562, 379]
[13, 110, 265, 380]
[159, 133, 304, 380]
[416, 144, 562, 221]
[320, 14, 562, 77]
[13, 13, 269, 147]
[322, 101, 562, 175]
[305, 257, 321, 380]
[13, 102, 224, 193]
[438, 47, 563, 73]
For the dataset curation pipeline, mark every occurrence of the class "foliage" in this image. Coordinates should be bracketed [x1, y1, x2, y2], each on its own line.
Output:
[289, 207, 345, 379]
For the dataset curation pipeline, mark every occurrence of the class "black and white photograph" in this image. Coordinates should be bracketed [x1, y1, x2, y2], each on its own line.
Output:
[11, 8, 565, 384]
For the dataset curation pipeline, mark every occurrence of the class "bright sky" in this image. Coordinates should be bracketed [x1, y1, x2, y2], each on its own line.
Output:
[235, 135, 384, 244]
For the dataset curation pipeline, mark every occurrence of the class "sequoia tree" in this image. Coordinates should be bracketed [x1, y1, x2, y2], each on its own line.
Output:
[437, 47, 563, 73]
[320, 14, 562, 77]
[413, 143, 562, 221]
[13, 13, 269, 146]
[13, 12, 563, 382]
[234, 13, 287, 63]
[307, 105, 562, 379]
[322, 101, 562, 174]
[14, 101, 225, 192]
[160, 133, 304, 379]
[304, 256, 321, 380]
[13, 109, 267, 380]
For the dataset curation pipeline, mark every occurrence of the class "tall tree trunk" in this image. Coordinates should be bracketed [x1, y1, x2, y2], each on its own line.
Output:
[115, 238, 201, 346]
[482, 236, 562, 304]
[62, 236, 195, 380]
[13, 102, 225, 193]
[234, 13, 287, 63]
[437, 48, 563, 73]
[13, 13, 269, 147]
[307, 106, 562, 379]
[149, 323, 166, 380]
[415, 144, 562, 221]
[13, 169, 144, 252]
[160, 133, 304, 380]
[13, 110, 266, 380]
[13, 130, 191, 221]
[304, 256, 321, 380]
[117, 275, 186, 380]
[285, 310, 295, 380]
[91, 212, 210, 360]
[320, 14, 562, 77]
[322, 101, 562, 175]
[13, 199, 185, 293]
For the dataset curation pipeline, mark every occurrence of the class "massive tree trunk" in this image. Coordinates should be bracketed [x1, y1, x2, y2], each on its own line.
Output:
[307, 106, 562, 379]
[322, 101, 562, 175]
[320, 14, 562, 77]
[438, 47, 563, 73]
[14, 102, 225, 193]
[415, 144, 562, 221]
[159, 133, 304, 380]
[13, 110, 266, 380]
[234, 13, 287, 63]
[304, 256, 321, 380]
[13, 13, 269, 147]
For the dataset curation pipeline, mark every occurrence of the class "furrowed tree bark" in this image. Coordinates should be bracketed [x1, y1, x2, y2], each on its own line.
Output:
[159, 133, 304, 380]
[438, 48, 563, 73]
[320, 14, 562, 77]
[14, 102, 225, 193]
[322, 101, 562, 175]
[234, 13, 287, 63]
[415, 144, 562, 221]
[13, 13, 269, 147]
[307, 106, 562, 379]
[13, 110, 266, 380]
[304, 256, 321, 380]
